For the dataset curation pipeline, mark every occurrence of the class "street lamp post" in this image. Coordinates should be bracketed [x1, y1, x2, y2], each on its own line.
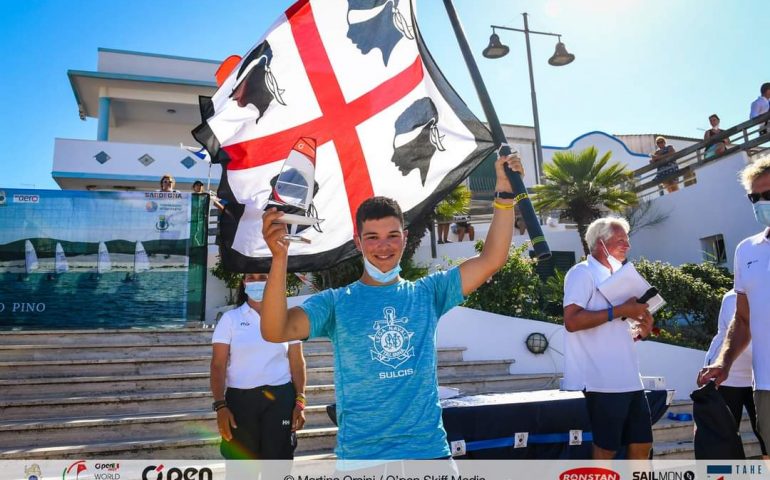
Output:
[483, 14, 574, 182]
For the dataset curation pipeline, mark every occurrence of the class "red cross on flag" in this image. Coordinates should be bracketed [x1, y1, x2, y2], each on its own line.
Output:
[193, 0, 495, 272]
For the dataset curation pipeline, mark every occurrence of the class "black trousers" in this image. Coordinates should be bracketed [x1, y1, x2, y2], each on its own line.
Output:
[221, 381, 296, 459]
[719, 385, 768, 455]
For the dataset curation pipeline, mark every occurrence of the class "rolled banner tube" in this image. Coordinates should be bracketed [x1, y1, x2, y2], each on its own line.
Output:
[442, 0, 551, 260]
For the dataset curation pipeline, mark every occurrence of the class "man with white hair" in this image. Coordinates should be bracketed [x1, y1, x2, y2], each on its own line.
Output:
[562, 216, 654, 459]
[700, 154, 770, 452]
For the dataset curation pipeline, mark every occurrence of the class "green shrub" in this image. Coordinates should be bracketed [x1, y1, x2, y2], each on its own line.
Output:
[634, 259, 729, 349]
[463, 242, 545, 320]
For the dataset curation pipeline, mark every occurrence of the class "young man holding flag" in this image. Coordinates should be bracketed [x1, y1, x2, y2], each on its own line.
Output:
[260, 151, 522, 460]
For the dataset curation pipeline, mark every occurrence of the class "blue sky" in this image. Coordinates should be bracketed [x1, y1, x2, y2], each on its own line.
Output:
[1, 0, 766, 190]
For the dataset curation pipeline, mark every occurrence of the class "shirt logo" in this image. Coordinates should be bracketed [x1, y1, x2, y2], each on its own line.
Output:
[747, 259, 759, 268]
[369, 306, 414, 369]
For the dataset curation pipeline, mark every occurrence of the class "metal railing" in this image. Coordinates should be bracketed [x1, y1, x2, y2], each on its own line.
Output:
[631, 111, 770, 200]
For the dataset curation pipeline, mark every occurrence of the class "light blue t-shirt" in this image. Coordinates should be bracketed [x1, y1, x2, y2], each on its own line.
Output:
[301, 266, 464, 460]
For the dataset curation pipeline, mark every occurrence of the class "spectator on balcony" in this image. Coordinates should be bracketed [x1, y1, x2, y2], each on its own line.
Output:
[650, 136, 679, 193]
[192, 180, 205, 193]
[704, 114, 728, 159]
[158, 174, 178, 193]
[750, 83, 770, 136]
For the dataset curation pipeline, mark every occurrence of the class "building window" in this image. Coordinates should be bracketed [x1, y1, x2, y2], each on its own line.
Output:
[700, 234, 726, 264]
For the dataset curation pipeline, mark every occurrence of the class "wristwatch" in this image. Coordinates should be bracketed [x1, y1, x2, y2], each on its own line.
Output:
[494, 191, 516, 200]
[212, 400, 227, 411]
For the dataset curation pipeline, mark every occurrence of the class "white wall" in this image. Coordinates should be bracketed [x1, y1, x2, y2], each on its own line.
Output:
[543, 131, 653, 173]
[98, 49, 218, 82]
[412, 221, 584, 271]
[437, 306, 703, 400]
[53, 138, 222, 187]
[109, 120, 201, 146]
[629, 151, 757, 270]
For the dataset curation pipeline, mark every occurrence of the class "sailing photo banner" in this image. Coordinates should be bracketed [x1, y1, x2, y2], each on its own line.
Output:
[0, 189, 208, 330]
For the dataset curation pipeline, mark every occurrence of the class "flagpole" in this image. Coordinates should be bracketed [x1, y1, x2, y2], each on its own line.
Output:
[441, 0, 551, 260]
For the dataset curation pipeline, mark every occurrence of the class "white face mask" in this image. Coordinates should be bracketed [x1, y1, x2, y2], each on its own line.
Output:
[600, 240, 624, 273]
[363, 256, 401, 284]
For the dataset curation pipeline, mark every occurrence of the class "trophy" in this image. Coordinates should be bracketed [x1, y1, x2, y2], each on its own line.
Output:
[265, 137, 324, 243]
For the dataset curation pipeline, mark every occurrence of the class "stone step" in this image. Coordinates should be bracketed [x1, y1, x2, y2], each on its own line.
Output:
[653, 436, 763, 459]
[652, 414, 756, 443]
[0, 406, 336, 449]
[0, 339, 334, 362]
[0, 328, 332, 348]
[304, 360, 512, 385]
[0, 384, 338, 421]
[0, 427, 338, 460]
[0, 371, 542, 421]
[0, 348, 466, 379]
[441, 373, 561, 395]
[0, 328, 215, 346]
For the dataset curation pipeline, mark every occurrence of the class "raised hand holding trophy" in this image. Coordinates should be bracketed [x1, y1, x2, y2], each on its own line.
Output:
[265, 137, 324, 244]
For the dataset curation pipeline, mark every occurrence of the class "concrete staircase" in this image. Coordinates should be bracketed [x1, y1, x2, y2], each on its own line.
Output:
[4, 328, 757, 460]
[0, 328, 557, 460]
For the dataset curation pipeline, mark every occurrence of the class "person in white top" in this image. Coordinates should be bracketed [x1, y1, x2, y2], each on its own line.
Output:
[210, 273, 306, 459]
[702, 290, 767, 456]
[562, 216, 654, 460]
[700, 154, 770, 455]
[749, 83, 770, 120]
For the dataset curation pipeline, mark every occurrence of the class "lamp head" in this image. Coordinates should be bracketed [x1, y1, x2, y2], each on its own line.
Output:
[548, 40, 575, 66]
[526, 332, 549, 355]
[483, 32, 510, 59]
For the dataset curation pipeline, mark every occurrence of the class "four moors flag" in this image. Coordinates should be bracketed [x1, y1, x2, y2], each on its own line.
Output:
[193, 0, 495, 272]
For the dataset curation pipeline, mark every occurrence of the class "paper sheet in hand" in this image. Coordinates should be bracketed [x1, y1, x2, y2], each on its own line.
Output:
[597, 262, 666, 313]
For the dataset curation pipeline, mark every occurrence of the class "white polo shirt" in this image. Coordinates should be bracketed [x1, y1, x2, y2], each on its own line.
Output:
[212, 303, 298, 389]
[734, 229, 770, 390]
[703, 290, 753, 388]
[562, 255, 644, 393]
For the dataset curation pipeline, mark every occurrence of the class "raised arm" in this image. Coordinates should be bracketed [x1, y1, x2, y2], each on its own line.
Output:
[458, 151, 523, 295]
[260, 208, 311, 342]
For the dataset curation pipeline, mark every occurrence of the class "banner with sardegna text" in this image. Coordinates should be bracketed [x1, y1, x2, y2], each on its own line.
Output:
[0, 189, 208, 330]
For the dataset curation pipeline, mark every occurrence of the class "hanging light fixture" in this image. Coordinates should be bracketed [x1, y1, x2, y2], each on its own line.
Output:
[548, 36, 575, 66]
[482, 31, 510, 59]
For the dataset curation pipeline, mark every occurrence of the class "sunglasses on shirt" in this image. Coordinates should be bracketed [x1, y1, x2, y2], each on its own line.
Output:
[748, 190, 770, 203]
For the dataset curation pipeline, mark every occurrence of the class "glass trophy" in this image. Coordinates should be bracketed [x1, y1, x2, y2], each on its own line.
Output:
[265, 137, 323, 243]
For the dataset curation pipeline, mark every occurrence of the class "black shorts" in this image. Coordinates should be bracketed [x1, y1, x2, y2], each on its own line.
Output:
[584, 390, 653, 451]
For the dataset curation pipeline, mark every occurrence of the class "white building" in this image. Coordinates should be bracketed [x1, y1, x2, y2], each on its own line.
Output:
[54, 48, 222, 192]
[52, 48, 765, 314]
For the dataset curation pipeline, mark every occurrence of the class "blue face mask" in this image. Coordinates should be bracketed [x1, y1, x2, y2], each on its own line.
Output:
[754, 201, 770, 227]
[363, 256, 401, 284]
[244, 280, 266, 302]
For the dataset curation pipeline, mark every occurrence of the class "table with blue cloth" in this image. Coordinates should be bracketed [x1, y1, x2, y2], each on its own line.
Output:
[441, 389, 671, 459]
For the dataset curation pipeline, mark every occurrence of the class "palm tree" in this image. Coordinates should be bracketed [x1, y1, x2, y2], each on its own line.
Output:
[532, 146, 638, 255]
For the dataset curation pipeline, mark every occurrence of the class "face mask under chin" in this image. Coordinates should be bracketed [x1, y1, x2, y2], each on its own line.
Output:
[600, 240, 624, 273]
[363, 256, 402, 284]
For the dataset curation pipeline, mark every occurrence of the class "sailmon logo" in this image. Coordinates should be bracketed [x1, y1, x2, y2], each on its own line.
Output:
[560, 468, 620, 480]
[633, 471, 695, 480]
[13, 194, 39, 204]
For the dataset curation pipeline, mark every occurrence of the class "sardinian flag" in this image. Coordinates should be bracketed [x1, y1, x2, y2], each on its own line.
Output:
[193, 0, 495, 272]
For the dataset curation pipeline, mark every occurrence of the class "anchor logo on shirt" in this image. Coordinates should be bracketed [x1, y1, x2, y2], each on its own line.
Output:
[369, 306, 414, 369]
